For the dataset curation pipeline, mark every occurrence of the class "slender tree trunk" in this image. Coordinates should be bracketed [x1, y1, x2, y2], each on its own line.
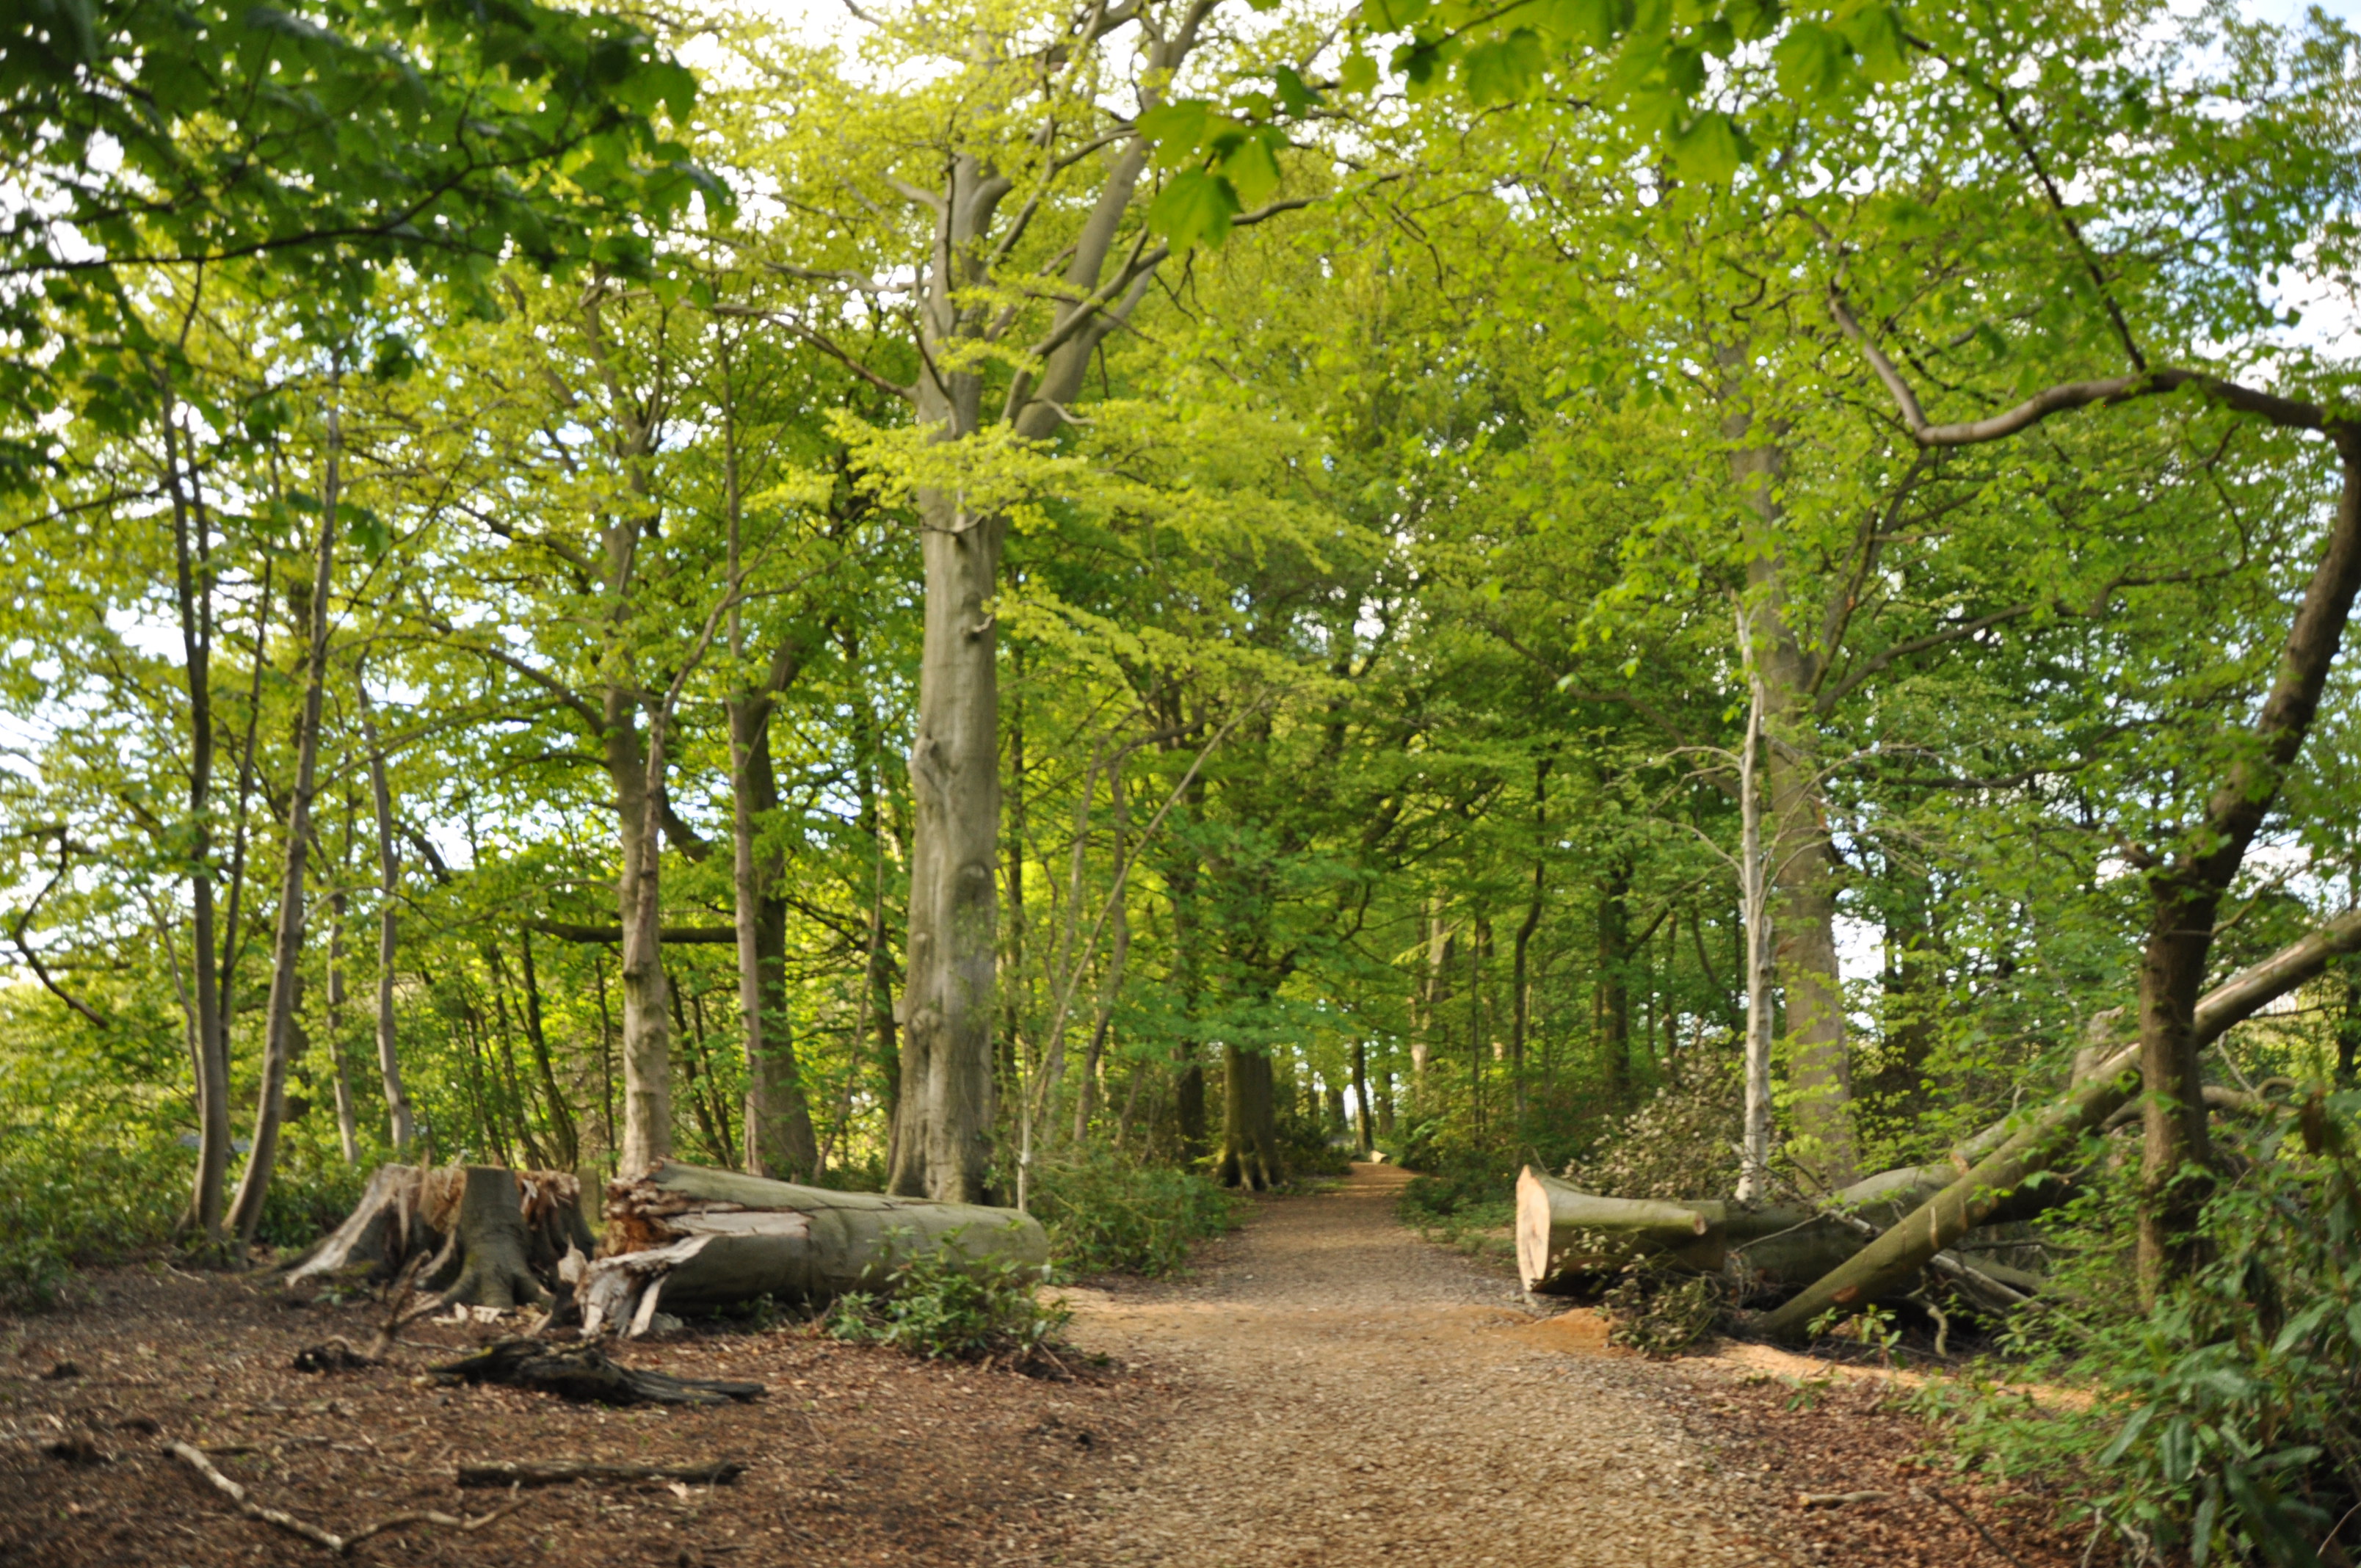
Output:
[1073, 759, 1132, 1144]
[1352, 1038, 1374, 1155]
[1597, 863, 1632, 1105]
[517, 930, 579, 1168]
[326, 891, 359, 1166]
[163, 388, 231, 1244]
[606, 689, 672, 1175]
[225, 401, 341, 1247]
[357, 678, 414, 1154]
[728, 697, 819, 1179]
[1736, 669, 1775, 1202]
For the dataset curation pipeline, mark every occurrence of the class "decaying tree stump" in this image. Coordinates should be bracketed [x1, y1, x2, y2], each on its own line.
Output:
[280, 1164, 595, 1309]
[581, 1161, 1051, 1337]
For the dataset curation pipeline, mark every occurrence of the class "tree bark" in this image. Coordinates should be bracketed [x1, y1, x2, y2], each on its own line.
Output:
[357, 678, 415, 1155]
[227, 404, 340, 1247]
[326, 889, 360, 1166]
[282, 1163, 593, 1308]
[1597, 860, 1633, 1105]
[728, 694, 819, 1180]
[583, 1161, 1048, 1335]
[1352, 1037, 1374, 1156]
[1218, 1044, 1283, 1190]
[606, 691, 672, 1177]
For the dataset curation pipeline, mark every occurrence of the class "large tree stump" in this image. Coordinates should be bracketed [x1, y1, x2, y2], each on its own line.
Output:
[581, 1161, 1051, 1337]
[280, 1164, 594, 1309]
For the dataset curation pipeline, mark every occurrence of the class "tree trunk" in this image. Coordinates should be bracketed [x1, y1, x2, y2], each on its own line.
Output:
[888, 473, 1004, 1203]
[1736, 667, 1775, 1201]
[606, 693, 672, 1177]
[226, 414, 340, 1248]
[517, 929, 579, 1170]
[326, 891, 360, 1166]
[162, 377, 232, 1246]
[582, 1161, 1048, 1335]
[728, 694, 819, 1180]
[1218, 1044, 1283, 1190]
[1724, 377, 1857, 1190]
[1072, 761, 1131, 1144]
[1352, 1037, 1374, 1156]
[358, 680, 415, 1155]
[1597, 861, 1632, 1105]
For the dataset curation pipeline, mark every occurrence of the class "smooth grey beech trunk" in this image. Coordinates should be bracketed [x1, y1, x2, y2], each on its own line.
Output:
[358, 679, 415, 1153]
[226, 402, 341, 1245]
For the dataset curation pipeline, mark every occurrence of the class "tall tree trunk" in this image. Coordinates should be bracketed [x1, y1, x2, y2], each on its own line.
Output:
[326, 890, 360, 1165]
[1736, 667, 1776, 1202]
[512, 931, 579, 1168]
[357, 678, 414, 1153]
[1352, 1037, 1374, 1156]
[1724, 376, 1857, 1189]
[225, 402, 340, 1247]
[163, 383, 231, 1244]
[1219, 1043, 1281, 1190]
[607, 689, 672, 1177]
[1414, 897, 1453, 1091]
[728, 697, 819, 1180]
[1072, 775, 1130, 1144]
[1597, 862, 1632, 1105]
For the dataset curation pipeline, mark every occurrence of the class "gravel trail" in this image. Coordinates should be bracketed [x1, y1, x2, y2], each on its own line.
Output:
[1062, 1161, 1799, 1568]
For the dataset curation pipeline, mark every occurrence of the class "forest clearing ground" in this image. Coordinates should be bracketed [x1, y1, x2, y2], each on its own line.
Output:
[1062, 1161, 2084, 1568]
[0, 1164, 2083, 1568]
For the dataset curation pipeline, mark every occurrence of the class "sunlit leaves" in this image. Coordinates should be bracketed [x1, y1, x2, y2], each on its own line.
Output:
[1148, 168, 1243, 251]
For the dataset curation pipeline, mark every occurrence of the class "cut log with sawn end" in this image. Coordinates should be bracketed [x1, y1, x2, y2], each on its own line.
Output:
[581, 1161, 1051, 1338]
[280, 1164, 595, 1310]
[1514, 1165, 2054, 1301]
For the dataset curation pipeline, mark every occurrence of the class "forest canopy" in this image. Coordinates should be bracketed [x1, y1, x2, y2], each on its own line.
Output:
[10, 0, 2361, 1556]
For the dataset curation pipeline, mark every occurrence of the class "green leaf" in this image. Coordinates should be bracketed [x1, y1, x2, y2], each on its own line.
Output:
[1364, 0, 1432, 30]
[1536, 0, 1623, 48]
[1668, 110, 1749, 181]
[1273, 65, 1320, 115]
[1217, 128, 1285, 208]
[1338, 51, 1380, 93]
[1774, 21, 1852, 101]
[1835, 3, 1909, 81]
[1136, 101, 1229, 170]
[1146, 167, 1241, 251]
[1460, 28, 1544, 106]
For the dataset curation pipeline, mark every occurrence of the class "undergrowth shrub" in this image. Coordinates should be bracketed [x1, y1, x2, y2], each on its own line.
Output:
[1029, 1153, 1242, 1277]
[1934, 1090, 2361, 1566]
[824, 1230, 1073, 1368]
[0, 1128, 188, 1308]
[1562, 1065, 1744, 1200]
[1601, 1268, 1726, 1357]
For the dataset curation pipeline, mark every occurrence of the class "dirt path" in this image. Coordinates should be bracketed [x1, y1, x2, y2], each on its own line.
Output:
[1060, 1162, 1799, 1568]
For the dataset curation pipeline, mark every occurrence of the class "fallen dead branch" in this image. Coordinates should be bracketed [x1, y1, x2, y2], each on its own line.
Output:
[430, 1338, 765, 1407]
[1798, 1490, 1887, 1509]
[456, 1459, 749, 1488]
[167, 1440, 526, 1554]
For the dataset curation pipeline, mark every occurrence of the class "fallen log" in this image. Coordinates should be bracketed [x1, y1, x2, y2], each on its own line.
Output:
[1516, 1163, 2072, 1297]
[1760, 907, 2361, 1340]
[280, 1164, 595, 1310]
[579, 1161, 1050, 1337]
[430, 1339, 764, 1407]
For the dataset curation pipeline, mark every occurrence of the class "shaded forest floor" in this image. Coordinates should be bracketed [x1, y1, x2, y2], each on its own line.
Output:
[1, 1164, 2083, 1567]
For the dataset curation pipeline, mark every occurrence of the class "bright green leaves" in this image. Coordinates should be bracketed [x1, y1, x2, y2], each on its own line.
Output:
[1834, 1, 1910, 81]
[1774, 21, 1852, 98]
[1668, 109, 1750, 181]
[1139, 102, 1293, 250]
[1149, 168, 1244, 251]
[1534, 0, 1628, 51]
[1462, 27, 1545, 107]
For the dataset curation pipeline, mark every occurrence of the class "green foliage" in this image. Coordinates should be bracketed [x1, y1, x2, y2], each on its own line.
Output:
[1028, 1153, 1242, 1277]
[823, 1231, 1073, 1366]
[1933, 1096, 2361, 1564]
[1563, 1067, 1744, 1201]
[1600, 1268, 1725, 1357]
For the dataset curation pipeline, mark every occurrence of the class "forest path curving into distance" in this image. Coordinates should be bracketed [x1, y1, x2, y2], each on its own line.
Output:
[1059, 1161, 1801, 1568]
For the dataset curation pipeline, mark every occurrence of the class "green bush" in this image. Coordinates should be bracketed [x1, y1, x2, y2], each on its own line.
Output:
[1937, 1091, 2361, 1566]
[0, 1128, 189, 1308]
[824, 1229, 1073, 1365]
[1029, 1153, 1243, 1277]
